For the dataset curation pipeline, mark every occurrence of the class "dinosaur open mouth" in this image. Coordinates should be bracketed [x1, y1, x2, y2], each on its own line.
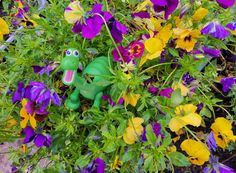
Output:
[63, 70, 75, 84]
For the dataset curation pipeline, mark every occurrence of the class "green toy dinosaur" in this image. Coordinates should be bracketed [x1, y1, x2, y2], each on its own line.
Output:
[61, 48, 112, 110]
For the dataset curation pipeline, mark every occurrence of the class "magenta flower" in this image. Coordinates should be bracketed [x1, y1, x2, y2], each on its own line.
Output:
[159, 88, 174, 98]
[201, 22, 230, 39]
[216, 0, 235, 9]
[151, 0, 179, 19]
[220, 77, 236, 92]
[131, 11, 150, 18]
[112, 40, 144, 63]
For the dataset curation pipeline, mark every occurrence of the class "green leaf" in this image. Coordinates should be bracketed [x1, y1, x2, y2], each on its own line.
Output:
[75, 155, 91, 168]
[168, 151, 191, 167]
[144, 156, 154, 171]
[200, 107, 212, 118]
[103, 141, 116, 153]
[168, 48, 179, 57]
[117, 120, 127, 136]
[122, 150, 136, 162]
[171, 89, 184, 107]
[146, 124, 157, 146]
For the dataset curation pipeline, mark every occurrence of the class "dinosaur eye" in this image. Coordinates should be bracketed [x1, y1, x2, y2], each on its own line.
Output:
[66, 50, 72, 56]
[73, 50, 79, 57]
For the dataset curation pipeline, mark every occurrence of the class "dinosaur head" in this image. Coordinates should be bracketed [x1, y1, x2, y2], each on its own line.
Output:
[61, 48, 80, 85]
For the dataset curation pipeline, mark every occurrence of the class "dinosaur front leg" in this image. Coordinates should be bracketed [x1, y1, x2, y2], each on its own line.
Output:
[92, 92, 103, 108]
[65, 87, 81, 110]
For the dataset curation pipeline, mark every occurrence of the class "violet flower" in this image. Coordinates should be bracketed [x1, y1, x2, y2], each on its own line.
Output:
[78, 157, 105, 173]
[220, 77, 236, 92]
[148, 86, 159, 96]
[32, 62, 59, 76]
[142, 122, 162, 142]
[207, 132, 217, 151]
[12, 81, 32, 103]
[108, 18, 128, 43]
[151, 0, 179, 20]
[102, 95, 124, 107]
[11, 167, 18, 172]
[201, 22, 230, 39]
[202, 47, 221, 57]
[203, 155, 235, 173]
[216, 0, 235, 9]
[131, 11, 150, 18]
[182, 73, 195, 85]
[226, 22, 236, 31]
[159, 88, 174, 98]
[23, 126, 52, 148]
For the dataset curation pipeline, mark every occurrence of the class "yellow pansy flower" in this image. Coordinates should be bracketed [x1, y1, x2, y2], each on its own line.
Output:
[173, 28, 201, 52]
[135, 0, 152, 12]
[123, 117, 144, 144]
[211, 117, 236, 149]
[123, 92, 140, 107]
[20, 98, 37, 129]
[181, 139, 210, 165]
[7, 116, 17, 128]
[192, 7, 208, 21]
[172, 83, 189, 96]
[0, 18, 10, 41]
[140, 24, 172, 66]
[64, 1, 85, 24]
[169, 104, 202, 132]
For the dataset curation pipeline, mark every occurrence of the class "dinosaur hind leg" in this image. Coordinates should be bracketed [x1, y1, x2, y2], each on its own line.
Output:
[92, 92, 103, 108]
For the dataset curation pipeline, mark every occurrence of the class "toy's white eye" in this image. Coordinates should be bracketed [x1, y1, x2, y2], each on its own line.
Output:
[73, 50, 79, 57]
[66, 50, 72, 56]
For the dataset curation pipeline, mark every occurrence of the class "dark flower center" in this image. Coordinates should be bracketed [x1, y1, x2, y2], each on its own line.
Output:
[184, 35, 192, 42]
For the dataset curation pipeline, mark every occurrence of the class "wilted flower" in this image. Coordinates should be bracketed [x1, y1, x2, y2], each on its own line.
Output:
[201, 21, 230, 39]
[207, 132, 217, 151]
[220, 77, 236, 92]
[181, 139, 210, 165]
[108, 18, 128, 43]
[169, 104, 202, 132]
[23, 126, 52, 148]
[0, 18, 9, 41]
[123, 117, 144, 144]
[151, 0, 179, 20]
[111, 156, 122, 170]
[172, 82, 189, 96]
[215, 0, 235, 9]
[142, 122, 162, 141]
[123, 92, 140, 107]
[210, 117, 236, 149]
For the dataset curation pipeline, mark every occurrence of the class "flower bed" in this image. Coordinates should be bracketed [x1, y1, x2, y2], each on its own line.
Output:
[0, 0, 236, 172]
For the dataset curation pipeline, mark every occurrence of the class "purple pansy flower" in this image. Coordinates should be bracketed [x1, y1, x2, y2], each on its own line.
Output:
[159, 88, 174, 98]
[151, 0, 179, 20]
[203, 155, 235, 173]
[22, 126, 52, 148]
[12, 81, 32, 103]
[220, 77, 236, 92]
[182, 73, 195, 85]
[142, 122, 162, 142]
[148, 86, 159, 96]
[131, 11, 150, 18]
[201, 22, 230, 39]
[78, 157, 105, 173]
[108, 19, 128, 43]
[216, 0, 235, 9]
[226, 22, 236, 31]
[32, 62, 59, 76]
[202, 47, 221, 57]
[11, 167, 18, 172]
[207, 132, 217, 151]
[102, 95, 124, 107]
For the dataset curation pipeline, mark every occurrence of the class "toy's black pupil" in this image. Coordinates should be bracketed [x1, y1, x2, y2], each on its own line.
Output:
[75, 51, 79, 56]
[67, 51, 71, 55]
